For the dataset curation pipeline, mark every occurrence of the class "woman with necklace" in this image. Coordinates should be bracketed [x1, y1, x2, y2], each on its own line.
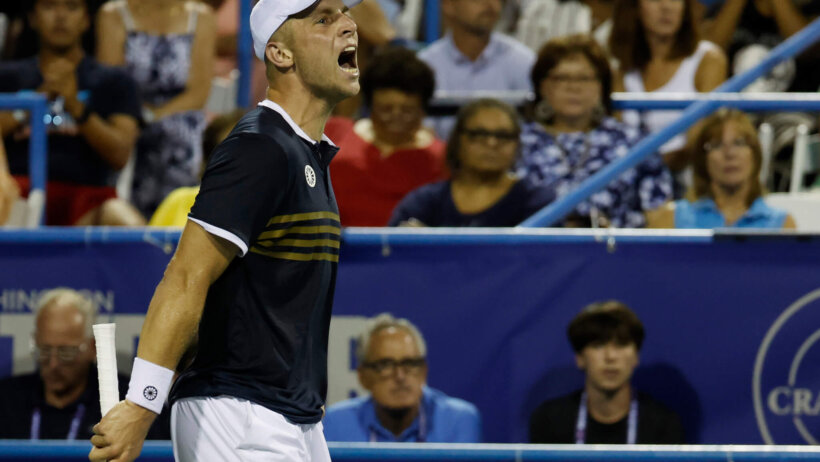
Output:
[517, 34, 672, 228]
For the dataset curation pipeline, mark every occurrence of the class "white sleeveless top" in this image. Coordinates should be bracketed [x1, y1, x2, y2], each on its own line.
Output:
[622, 41, 718, 154]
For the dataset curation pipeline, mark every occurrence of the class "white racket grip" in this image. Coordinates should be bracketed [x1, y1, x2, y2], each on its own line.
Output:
[93, 323, 119, 416]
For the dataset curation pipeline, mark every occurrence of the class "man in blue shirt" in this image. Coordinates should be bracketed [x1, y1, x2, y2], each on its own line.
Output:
[324, 313, 481, 442]
[417, 0, 534, 138]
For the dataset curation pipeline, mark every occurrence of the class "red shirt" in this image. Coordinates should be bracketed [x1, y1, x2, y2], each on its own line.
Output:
[326, 117, 446, 226]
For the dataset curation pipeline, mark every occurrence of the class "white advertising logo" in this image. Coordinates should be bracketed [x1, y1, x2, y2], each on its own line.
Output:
[753, 288, 820, 444]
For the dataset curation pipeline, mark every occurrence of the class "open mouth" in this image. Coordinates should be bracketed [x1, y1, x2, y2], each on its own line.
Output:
[338, 46, 358, 74]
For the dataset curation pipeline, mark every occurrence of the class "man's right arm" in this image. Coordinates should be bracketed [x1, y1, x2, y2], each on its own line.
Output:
[88, 219, 236, 462]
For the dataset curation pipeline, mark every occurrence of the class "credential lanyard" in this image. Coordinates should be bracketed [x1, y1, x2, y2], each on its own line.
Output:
[30, 403, 86, 440]
[575, 392, 638, 445]
[369, 405, 427, 443]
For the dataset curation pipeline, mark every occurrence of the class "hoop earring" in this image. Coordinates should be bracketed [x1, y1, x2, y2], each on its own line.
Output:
[534, 100, 554, 123]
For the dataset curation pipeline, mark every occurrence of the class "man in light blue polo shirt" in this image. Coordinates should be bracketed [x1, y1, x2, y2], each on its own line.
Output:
[418, 0, 534, 137]
[323, 313, 481, 442]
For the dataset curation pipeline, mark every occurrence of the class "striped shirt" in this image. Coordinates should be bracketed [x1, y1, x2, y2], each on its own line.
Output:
[170, 100, 341, 424]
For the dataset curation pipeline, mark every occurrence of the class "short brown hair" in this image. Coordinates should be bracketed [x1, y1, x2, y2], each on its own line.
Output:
[567, 301, 645, 353]
[689, 109, 763, 205]
[361, 46, 436, 110]
[530, 34, 613, 115]
[609, 0, 699, 71]
[445, 98, 521, 173]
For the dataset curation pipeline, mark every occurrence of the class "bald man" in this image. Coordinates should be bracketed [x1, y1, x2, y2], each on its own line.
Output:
[0, 288, 169, 440]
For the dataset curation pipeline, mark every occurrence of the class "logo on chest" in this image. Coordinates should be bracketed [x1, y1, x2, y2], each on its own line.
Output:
[305, 165, 316, 188]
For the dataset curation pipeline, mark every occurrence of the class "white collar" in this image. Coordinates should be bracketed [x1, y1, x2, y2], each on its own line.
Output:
[257, 99, 336, 146]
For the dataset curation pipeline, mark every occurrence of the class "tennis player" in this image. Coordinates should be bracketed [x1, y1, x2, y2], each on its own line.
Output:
[88, 0, 360, 459]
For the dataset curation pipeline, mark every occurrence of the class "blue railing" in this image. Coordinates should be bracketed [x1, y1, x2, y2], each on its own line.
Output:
[518, 17, 820, 227]
[237, 0, 253, 109]
[0, 227, 810, 246]
[1, 441, 820, 461]
[0, 93, 48, 225]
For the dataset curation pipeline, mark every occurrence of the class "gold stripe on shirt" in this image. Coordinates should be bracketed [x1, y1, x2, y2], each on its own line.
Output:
[267, 211, 340, 226]
[256, 238, 341, 249]
[250, 246, 339, 262]
[258, 225, 341, 240]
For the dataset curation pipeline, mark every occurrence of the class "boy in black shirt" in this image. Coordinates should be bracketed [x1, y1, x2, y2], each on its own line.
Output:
[529, 301, 685, 444]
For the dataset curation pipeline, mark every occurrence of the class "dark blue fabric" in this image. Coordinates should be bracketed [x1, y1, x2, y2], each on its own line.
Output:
[388, 178, 555, 227]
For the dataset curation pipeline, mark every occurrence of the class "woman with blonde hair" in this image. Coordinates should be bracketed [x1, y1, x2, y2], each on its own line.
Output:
[647, 110, 795, 229]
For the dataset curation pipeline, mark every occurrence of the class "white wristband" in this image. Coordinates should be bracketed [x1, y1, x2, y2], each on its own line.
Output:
[126, 357, 175, 414]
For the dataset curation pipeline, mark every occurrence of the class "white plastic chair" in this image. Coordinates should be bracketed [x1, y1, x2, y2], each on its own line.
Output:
[4, 189, 45, 228]
[758, 122, 773, 188]
[205, 69, 239, 115]
[789, 124, 820, 193]
[765, 191, 820, 231]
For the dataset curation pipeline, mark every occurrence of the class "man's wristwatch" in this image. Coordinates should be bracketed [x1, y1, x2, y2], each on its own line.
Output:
[74, 104, 92, 125]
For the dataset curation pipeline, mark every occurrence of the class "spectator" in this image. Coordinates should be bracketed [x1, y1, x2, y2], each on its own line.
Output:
[324, 313, 481, 442]
[530, 300, 685, 444]
[0, 131, 20, 225]
[389, 99, 554, 227]
[0, 0, 145, 226]
[326, 47, 445, 227]
[703, 0, 820, 93]
[610, 0, 727, 185]
[418, 0, 535, 138]
[646, 109, 796, 229]
[517, 35, 672, 228]
[1, 0, 108, 60]
[148, 109, 244, 227]
[0, 288, 170, 440]
[96, 0, 216, 217]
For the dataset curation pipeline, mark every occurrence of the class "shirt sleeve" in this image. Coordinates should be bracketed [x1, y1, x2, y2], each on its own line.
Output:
[189, 134, 290, 256]
[91, 69, 142, 121]
[388, 185, 439, 227]
[451, 405, 482, 443]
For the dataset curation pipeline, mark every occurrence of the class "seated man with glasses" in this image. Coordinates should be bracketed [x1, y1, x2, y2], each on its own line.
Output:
[323, 313, 481, 442]
[0, 288, 169, 439]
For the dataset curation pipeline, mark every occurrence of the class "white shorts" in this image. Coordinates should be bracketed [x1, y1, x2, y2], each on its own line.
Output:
[171, 396, 330, 462]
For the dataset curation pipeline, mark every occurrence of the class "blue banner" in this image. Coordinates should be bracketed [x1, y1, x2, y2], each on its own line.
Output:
[1, 230, 819, 445]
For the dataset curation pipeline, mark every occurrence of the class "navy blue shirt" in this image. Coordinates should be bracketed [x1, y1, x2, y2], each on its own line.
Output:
[0, 56, 141, 186]
[170, 101, 341, 425]
[529, 390, 685, 444]
[389, 178, 555, 227]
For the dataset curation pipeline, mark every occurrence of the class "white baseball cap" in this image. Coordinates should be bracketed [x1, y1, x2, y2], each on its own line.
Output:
[251, 0, 362, 61]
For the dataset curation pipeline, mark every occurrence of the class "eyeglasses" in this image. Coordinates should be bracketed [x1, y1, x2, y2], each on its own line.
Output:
[461, 128, 519, 144]
[703, 137, 751, 153]
[546, 73, 599, 85]
[30, 340, 89, 364]
[362, 357, 426, 377]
